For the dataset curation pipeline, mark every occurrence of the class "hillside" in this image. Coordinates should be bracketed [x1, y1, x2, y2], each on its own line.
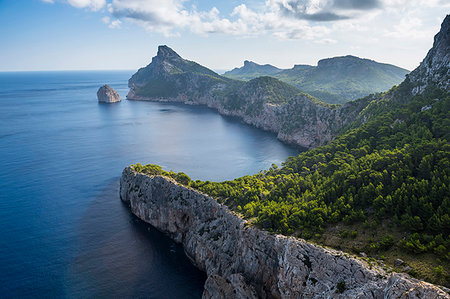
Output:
[224, 55, 409, 104]
[132, 15, 450, 287]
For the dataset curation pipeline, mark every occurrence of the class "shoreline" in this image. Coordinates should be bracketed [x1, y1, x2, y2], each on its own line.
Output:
[120, 168, 450, 298]
[127, 91, 313, 151]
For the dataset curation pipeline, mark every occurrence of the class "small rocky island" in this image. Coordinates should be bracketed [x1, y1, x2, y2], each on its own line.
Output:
[97, 84, 121, 103]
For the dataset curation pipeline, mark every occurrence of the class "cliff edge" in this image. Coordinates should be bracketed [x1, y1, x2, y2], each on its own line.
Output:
[120, 168, 449, 298]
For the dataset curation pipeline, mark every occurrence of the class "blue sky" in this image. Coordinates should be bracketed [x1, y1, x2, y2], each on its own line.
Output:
[0, 0, 448, 72]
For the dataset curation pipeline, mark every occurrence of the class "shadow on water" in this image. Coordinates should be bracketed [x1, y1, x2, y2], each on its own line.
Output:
[64, 179, 206, 299]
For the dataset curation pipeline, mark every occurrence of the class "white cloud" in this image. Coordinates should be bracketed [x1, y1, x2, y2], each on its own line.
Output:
[109, 19, 122, 29]
[101, 16, 110, 24]
[41, 0, 54, 3]
[385, 15, 431, 39]
[46, 0, 447, 46]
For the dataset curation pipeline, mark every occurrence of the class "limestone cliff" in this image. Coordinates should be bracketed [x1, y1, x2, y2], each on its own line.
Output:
[409, 15, 450, 94]
[120, 168, 449, 298]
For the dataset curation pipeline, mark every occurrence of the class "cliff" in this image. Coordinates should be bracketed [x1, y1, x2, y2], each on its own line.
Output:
[408, 15, 450, 94]
[120, 168, 449, 298]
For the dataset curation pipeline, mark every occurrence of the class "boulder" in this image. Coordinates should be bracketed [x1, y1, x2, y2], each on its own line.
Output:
[97, 84, 120, 103]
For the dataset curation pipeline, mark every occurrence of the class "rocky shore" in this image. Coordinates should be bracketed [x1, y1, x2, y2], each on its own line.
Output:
[120, 168, 449, 298]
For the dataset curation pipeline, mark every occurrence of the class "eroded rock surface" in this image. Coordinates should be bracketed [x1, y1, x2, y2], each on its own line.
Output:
[120, 168, 449, 298]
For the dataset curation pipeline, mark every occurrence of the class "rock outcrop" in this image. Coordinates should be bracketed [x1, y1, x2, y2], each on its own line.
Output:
[409, 15, 450, 94]
[97, 84, 121, 103]
[120, 168, 449, 298]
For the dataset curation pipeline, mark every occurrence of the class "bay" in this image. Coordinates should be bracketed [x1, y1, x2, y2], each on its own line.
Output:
[0, 71, 298, 298]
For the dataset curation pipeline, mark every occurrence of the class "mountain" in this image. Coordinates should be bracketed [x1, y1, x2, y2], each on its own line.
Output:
[224, 55, 409, 104]
[276, 55, 410, 104]
[127, 46, 370, 149]
[222, 60, 283, 80]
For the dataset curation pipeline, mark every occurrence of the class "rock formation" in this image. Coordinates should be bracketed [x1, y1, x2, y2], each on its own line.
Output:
[97, 84, 121, 103]
[120, 168, 449, 298]
[408, 15, 450, 94]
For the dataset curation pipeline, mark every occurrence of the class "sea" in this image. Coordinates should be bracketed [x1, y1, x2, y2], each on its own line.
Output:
[0, 70, 298, 298]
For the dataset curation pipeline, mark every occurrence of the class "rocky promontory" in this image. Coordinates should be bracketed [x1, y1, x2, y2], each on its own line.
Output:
[120, 168, 449, 298]
[97, 84, 121, 103]
[126, 46, 370, 149]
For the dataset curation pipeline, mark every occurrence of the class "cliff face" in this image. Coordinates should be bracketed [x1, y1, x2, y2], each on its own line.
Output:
[120, 168, 449, 298]
[409, 15, 450, 94]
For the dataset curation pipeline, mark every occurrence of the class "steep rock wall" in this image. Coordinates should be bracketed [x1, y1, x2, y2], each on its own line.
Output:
[127, 88, 368, 149]
[120, 168, 449, 298]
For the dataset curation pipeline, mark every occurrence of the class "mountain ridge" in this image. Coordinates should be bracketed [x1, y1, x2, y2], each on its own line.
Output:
[223, 54, 409, 104]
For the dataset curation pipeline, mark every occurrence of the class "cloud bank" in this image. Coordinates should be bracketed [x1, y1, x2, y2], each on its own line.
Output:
[42, 0, 448, 40]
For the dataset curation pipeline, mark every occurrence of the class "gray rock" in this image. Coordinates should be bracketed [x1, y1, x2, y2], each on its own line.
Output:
[97, 84, 120, 103]
[384, 273, 447, 299]
[203, 274, 258, 299]
[409, 15, 450, 94]
[120, 168, 449, 298]
[394, 259, 404, 267]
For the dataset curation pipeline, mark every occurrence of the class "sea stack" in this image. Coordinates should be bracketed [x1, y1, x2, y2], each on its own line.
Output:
[97, 84, 121, 103]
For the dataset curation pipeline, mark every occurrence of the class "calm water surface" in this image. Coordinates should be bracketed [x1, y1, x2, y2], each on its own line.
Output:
[0, 71, 298, 298]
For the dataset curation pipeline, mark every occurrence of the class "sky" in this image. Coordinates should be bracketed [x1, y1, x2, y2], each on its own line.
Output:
[0, 0, 448, 72]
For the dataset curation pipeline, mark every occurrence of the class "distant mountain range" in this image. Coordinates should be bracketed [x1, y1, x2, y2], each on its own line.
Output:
[223, 56, 409, 104]
[223, 60, 283, 80]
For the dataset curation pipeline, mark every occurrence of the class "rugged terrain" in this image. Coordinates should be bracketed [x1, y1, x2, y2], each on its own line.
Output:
[120, 168, 449, 298]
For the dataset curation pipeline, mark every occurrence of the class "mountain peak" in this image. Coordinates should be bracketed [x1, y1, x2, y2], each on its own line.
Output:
[157, 45, 181, 60]
[244, 60, 256, 66]
[409, 14, 450, 93]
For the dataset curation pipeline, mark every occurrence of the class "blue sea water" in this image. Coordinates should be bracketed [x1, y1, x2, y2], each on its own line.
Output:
[0, 71, 298, 298]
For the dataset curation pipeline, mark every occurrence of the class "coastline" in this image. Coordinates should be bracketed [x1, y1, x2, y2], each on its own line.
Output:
[120, 167, 449, 298]
[126, 88, 366, 150]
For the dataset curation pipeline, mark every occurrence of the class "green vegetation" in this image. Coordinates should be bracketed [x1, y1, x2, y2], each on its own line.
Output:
[133, 84, 450, 286]
[224, 55, 409, 104]
[135, 77, 178, 97]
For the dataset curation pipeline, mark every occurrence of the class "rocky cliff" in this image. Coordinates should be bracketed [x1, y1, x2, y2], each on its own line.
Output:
[409, 15, 450, 94]
[120, 168, 449, 298]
